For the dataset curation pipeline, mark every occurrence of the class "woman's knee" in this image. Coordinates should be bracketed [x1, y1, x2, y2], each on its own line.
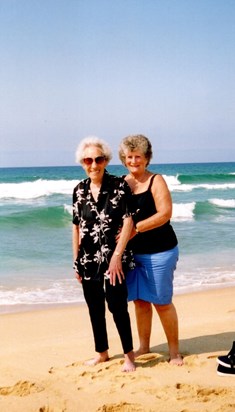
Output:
[134, 299, 152, 311]
[154, 302, 172, 314]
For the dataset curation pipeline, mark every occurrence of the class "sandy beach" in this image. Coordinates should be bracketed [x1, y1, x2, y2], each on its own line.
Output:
[1, 287, 235, 412]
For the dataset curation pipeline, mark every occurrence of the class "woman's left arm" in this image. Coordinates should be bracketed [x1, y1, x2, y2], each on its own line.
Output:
[135, 175, 172, 233]
[107, 216, 133, 286]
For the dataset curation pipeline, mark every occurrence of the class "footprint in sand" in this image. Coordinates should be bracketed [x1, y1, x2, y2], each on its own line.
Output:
[49, 360, 83, 374]
[218, 404, 235, 412]
[183, 354, 207, 368]
[135, 353, 166, 368]
[39, 407, 66, 412]
[97, 401, 145, 411]
[174, 383, 235, 404]
[0, 380, 44, 397]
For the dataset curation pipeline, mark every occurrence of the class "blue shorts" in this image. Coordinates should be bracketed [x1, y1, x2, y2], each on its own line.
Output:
[126, 246, 179, 305]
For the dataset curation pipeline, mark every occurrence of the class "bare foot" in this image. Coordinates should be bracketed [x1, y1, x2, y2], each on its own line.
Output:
[134, 348, 151, 358]
[169, 354, 183, 366]
[121, 351, 136, 372]
[84, 351, 109, 366]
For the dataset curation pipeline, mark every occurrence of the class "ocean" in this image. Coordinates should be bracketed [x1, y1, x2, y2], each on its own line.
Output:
[1, 162, 235, 314]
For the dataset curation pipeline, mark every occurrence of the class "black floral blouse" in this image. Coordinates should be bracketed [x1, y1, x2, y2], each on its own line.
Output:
[73, 170, 135, 281]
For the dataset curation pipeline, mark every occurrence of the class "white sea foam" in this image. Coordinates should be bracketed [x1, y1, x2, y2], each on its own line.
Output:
[0, 280, 84, 308]
[64, 204, 73, 214]
[163, 174, 192, 192]
[1, 176, 235, 200]
[197, 183, 235, 190]
[175, 267, 235, 295]
[0, 179, 79, 199]
[172, 202, 195, 221]
[163, 174, 181, 187]
[209, 198, 235, 208]
[1, 265, 235, 313]
[171, 182, 235, 192]
[163, 174, 235, 192]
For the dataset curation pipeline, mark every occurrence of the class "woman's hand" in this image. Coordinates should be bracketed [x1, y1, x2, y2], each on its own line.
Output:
[109, 216, 133, 285]
[75, 272, 82, 283]
[130, 226, 138, 239]
[106, 254, 125, 286]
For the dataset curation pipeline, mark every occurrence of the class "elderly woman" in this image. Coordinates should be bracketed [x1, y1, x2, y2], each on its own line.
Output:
[72, 136, 135, 372]
[119, 134, 183, 365]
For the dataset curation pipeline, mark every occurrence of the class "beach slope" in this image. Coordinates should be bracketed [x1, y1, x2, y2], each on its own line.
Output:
[1, 287, 235, 411]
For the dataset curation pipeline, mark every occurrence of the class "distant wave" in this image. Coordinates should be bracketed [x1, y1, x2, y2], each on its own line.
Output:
[172, 198, 235, 221]
[65, 201, 197, 222]
[178, 172, 235, 184]
[64, 204, 73, 215]
[172, 202, 196, 221]
[163, 174, 235, 192]
[0, 205, 71, 227]
[1, 199, 234, 227]
[1, 175, 235, 200]
[209, 199, 235, 208]
[0, 179, 78, 199]
[66, 199, 233, 222]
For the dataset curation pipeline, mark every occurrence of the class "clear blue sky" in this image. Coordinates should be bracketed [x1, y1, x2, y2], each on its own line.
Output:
[1, 0, 235, 167]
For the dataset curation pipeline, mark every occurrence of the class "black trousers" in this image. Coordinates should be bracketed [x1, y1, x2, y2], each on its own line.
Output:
[82, 278, 133, 354]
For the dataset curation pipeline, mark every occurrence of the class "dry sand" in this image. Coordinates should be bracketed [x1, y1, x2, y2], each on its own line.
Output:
[1, 287, 235, 411]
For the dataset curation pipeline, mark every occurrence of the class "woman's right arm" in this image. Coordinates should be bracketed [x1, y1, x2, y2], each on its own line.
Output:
[72, 224, 82, 283]
[72, 224, 80, 261]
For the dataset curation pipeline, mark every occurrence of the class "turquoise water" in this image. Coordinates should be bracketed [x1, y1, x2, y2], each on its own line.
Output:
[1, 162, 235, 313]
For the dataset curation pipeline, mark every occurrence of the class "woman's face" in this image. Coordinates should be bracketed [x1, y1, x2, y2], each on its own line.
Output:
[124, 150, 148, 175]
[82, 146, 108, 183]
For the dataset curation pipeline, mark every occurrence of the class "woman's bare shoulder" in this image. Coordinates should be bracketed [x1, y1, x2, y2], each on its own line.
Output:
[152, 173, 169, 192]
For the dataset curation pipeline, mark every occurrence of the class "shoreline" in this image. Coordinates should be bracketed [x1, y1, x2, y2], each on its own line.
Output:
[1, 283, 235, 316]
[1, 286, 235, 411]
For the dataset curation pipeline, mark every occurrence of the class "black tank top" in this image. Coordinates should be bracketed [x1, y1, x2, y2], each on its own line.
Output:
[129, 174, 178, 254]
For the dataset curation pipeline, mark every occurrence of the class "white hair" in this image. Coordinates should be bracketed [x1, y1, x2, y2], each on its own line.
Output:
[75, 136, 112, 164]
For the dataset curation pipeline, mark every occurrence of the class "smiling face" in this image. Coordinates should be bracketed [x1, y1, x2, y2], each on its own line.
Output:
[124, 150, 148, 177]
[82, 145, 108, 183]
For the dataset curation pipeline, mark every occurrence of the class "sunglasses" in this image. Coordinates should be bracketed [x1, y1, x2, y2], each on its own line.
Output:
[82, 156, 106, 165]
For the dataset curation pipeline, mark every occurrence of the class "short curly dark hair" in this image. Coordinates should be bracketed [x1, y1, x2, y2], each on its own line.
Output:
[119, 134, 153, 166]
